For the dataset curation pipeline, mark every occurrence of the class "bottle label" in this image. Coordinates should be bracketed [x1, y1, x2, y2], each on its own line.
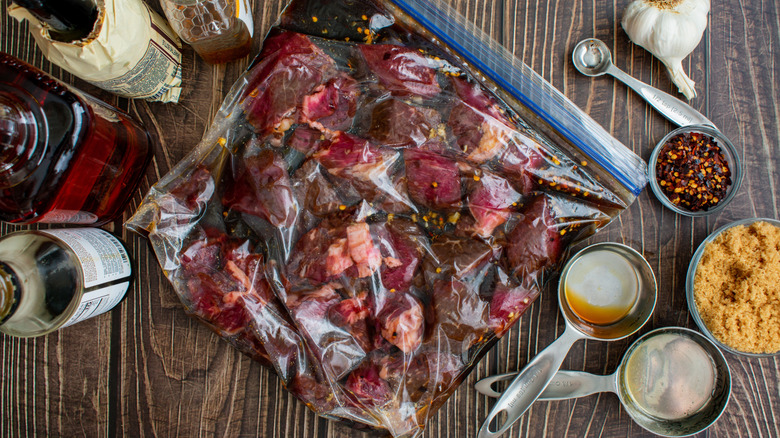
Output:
[7, 0, 183, 103]
[39, 228, 132, 327]
[86, 3, 183, 102]
[89, 5, 181, 102]
[60, 282, 129, 328]
[237, 0, 254, 37]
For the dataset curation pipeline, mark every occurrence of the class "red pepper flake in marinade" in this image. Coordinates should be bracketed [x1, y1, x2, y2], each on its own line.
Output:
[655, 132, 732, 212]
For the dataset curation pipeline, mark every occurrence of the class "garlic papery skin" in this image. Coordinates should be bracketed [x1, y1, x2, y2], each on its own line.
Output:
[621, 0, 710, 100]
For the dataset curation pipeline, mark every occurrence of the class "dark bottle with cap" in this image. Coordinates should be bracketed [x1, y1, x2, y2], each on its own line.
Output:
[10, 0, 98, 42]
[0, 52, 152, 226]
[0, 228, 133, 338]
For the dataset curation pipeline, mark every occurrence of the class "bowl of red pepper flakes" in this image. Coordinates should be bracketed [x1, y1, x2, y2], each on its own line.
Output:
[649, 125, 742, 216]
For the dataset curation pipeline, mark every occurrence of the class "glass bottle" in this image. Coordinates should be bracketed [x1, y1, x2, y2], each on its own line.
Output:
[0, 228, 133, 338]
[8, 0, 183, 103]
[160, 0, 254, 64]
[10, 0, 98, 42]
[0, 52, 153, 226]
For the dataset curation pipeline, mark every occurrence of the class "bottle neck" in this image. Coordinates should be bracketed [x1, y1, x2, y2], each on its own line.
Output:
[12, 0, 98, 42]
[0, 82, 48, 188]
[0, 261, 21, 325]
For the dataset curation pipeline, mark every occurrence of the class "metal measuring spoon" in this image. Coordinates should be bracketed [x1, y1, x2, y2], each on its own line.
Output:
[476, 327, 732, 437]
[572, 38, 714, 128]
[477, 243, 657, 438]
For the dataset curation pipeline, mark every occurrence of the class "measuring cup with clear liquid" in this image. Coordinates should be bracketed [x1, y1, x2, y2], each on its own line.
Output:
[477, 242, 657, 438]
[476, 327, 731, 436]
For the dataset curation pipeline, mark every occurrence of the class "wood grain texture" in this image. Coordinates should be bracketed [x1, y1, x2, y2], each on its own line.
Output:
[2, 0, 779, 437]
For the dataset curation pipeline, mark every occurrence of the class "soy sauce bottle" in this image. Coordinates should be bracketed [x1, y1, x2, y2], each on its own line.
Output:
[0, 228, 132, 338]
[0, 53, 152, 226]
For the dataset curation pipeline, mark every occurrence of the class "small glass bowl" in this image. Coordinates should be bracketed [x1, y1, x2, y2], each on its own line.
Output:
[648, 125, 742, 217]
[686, 217, 780, 357]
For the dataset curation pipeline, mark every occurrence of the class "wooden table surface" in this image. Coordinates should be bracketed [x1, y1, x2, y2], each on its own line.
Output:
[2, 0, 779, 436]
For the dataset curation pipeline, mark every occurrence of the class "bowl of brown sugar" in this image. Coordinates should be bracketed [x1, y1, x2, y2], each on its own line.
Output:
[686, 218, 780, 357]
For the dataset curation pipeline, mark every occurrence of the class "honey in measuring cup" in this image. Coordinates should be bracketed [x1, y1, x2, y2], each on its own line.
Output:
[564, 249, 640, 325]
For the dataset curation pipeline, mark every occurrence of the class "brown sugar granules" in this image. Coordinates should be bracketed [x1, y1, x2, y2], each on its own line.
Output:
[693, 221, 780, 354]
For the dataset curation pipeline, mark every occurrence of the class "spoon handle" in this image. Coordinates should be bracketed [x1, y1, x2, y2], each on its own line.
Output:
[477, 327, 582, 438]
[476, 370, 617, 400]
[608, 66, 715, 128]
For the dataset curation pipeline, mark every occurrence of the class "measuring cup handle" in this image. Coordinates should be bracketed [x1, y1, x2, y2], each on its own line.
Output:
[476, 370, 615, 400]
[609, 67, 715, 128]
[475, 373, 519, 398]
[538, 370, 616, 400]
[477, 328, 582, 438]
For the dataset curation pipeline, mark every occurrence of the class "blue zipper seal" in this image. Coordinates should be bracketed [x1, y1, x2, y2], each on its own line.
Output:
[390, 0, 647, 196]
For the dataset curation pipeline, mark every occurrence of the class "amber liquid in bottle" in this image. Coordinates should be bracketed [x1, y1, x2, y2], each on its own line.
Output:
[190, 21, 252, 64]
[0, 53, 152, 225]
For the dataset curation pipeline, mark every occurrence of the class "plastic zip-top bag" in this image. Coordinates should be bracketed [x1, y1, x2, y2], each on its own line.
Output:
[127, 0, 647, 435]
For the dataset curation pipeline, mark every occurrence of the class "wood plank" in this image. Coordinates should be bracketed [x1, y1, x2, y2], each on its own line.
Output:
[1, 0, 780, 437]
[0, 324, 113, 437]
[0, 10, 113, 438]
[706, 1, 780, 437]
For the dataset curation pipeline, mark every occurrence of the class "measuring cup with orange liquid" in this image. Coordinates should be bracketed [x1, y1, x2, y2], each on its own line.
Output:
[478, 243, 657, 438]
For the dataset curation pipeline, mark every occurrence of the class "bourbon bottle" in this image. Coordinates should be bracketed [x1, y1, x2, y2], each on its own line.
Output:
[0, 52, 152, 226]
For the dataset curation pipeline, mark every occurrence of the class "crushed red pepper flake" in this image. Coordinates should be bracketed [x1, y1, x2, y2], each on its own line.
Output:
[655, 131, 732, 212]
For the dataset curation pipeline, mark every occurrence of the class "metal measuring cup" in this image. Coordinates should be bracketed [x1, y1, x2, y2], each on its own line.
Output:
[477, 242, 657, 438]
[476, 327, 731, 436]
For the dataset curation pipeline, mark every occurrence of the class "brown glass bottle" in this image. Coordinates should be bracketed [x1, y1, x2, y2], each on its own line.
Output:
[0, 53, 152, 225]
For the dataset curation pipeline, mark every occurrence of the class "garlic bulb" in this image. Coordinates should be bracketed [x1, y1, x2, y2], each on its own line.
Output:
[621, 0, 710, 100]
